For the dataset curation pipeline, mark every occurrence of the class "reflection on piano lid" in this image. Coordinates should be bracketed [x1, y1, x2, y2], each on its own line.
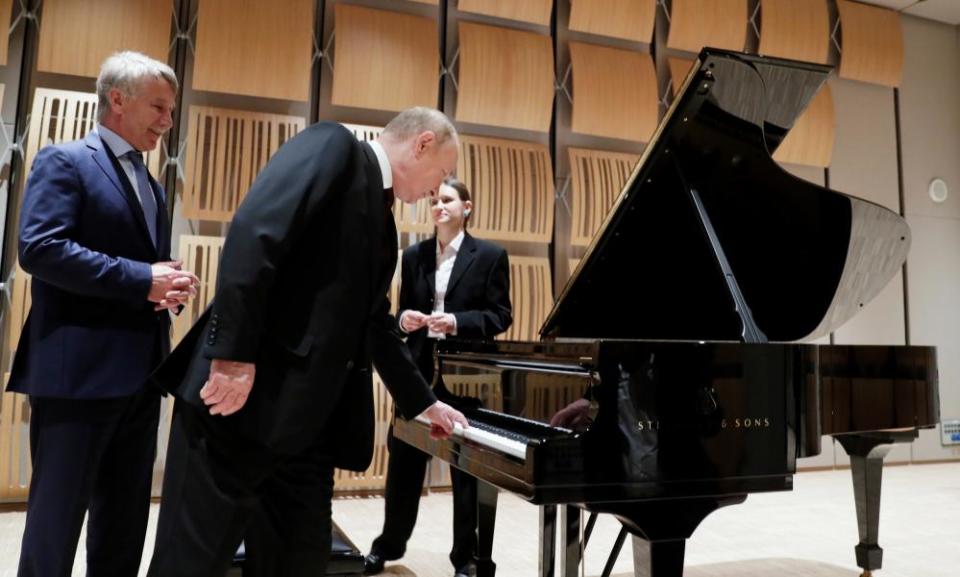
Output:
[543, 49, 909, 343]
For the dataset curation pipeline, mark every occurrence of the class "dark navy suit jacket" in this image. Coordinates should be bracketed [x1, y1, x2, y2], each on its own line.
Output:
[8, 130, 172, 399]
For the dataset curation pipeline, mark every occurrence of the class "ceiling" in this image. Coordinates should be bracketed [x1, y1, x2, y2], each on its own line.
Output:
[854, 0, 960, 25]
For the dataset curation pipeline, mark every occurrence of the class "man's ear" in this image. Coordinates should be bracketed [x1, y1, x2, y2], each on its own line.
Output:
[414, 131, 437, 158]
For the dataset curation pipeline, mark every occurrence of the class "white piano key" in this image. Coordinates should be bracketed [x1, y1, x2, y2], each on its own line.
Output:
[414, 415, 528, 460]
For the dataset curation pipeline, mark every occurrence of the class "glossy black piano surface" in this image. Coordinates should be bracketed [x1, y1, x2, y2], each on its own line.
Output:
[392, 48, 939, 577]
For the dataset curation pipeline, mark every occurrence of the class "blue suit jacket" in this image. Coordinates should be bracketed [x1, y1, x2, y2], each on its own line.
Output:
[8, 131, 172, 399]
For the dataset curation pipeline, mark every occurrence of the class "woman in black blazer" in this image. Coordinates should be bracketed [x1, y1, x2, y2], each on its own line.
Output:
[365, 177, 512, 577]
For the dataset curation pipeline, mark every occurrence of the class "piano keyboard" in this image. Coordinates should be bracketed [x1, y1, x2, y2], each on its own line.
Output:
[413, 415, 528, 460]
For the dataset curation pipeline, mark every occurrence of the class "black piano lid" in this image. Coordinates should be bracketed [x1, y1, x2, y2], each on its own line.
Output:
[541, 49, 911, 343]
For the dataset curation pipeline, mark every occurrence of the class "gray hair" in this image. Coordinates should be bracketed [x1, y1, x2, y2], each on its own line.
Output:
[382, 107, 458, 147]
[96, 51, 178, 122]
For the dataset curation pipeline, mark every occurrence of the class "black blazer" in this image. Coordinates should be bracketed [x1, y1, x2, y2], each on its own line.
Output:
[399, 233, 512, 380]
[152, 122, 435, 468]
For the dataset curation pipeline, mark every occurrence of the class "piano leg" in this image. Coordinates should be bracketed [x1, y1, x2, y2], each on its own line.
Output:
[560, 505, 582, 577]
[539, 505, 557, 577]
[476, 480, 499, 577]
[631, 537, 685, 577]
[836, 430, 919, 577]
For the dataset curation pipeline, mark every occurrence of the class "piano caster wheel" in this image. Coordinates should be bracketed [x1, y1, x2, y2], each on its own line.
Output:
[861, 571, 873, 577]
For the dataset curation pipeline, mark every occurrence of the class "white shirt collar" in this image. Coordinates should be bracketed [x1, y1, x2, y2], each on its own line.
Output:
[96, 124, 136, 158]
[438, 230, 465, 255]
[368, 140, 393, 190]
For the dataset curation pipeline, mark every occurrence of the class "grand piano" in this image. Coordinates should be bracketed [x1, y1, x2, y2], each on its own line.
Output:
[393, 49, 939, 577]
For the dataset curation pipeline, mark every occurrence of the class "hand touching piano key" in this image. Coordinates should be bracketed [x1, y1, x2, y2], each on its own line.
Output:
[420, 400, 469, 439]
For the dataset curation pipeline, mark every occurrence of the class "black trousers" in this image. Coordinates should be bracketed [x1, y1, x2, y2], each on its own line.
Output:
[371, 424, 478, 569]
[17, 388, 160, 577]
[148, 401, 336, 577]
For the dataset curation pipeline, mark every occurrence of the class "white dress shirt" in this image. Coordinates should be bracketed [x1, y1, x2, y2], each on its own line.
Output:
[427, 231, 464, 338]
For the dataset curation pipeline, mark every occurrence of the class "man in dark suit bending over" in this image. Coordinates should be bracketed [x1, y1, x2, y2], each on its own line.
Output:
[9, 51, 198, 577]
[147, 107, 469, 577]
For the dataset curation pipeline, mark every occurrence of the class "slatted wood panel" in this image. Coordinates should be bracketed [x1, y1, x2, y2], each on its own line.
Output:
[456, 22, 554, 133]
[568, 258, 581, 282]
[667, 0, 748, 54]
[25, 89, 162, 181]
[171, 235, 224, 346]
[569, 43, 657, 142]
[193, 0, 314, 101]
[0, 0, 12, 66]
[569, 148, 639, 246]
[457, 135, 554, 243]
[4, 262, 31, 353]
[334, 372, 393, 492]
[758, 0, 830, 64]
[668, 57, 696, 96]
[181, 106, 305, 221]
[837, 0, 904, 88]
[502, 256, 553, 342]
[524, 372, 591, 424]
[0, 375, 29, 500]
[341, 122, 432, 234]
[36, 0, 170, 78]
[332, 4, 439, 112]
[568, 0, 656, 43]
[773, 83, 835, 168]
[458, 0, 552, 26]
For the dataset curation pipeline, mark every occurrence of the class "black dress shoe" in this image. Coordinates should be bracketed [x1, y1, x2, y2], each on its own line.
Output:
[363, 552, 386, 575]
[453, 561, 476, 577]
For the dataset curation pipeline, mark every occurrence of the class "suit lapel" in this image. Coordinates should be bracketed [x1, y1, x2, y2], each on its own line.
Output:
[360, 142, 395, 310]
[445, 233, 476, 299]
[420, 238, 437, 301]
[86, 132, 158, 255]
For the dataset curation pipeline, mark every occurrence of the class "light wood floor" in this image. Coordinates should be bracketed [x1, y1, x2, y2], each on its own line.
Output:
[0, 463, 957, 576]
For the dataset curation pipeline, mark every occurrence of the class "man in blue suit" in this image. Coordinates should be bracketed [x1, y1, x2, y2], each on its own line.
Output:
[8, 51, 199, 577]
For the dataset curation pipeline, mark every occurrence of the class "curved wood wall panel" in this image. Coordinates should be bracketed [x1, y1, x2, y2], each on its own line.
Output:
[457, 135, 555, 243]
[569, 147, 639, 246]
[456, 22, 554, 132]
[773, 82, 835, 168]
[171, 235, 224, 346]
[342, 122, 432, 234]
[36, 0, 170, 78]
[334, 372, 393, 492]
[668, 57, 696, 96]
[0, 381, 29, 500]
[568, 0, 655, 43]
[0, 0, 12, 66]
[569, 43, 657, 142]
[759, 0, 829, 64]
[4, 263, 30, 353]
[458, 0, 552, 26]
[502, 256, 553, 342]
[181, 106, 306, 222]
[667, 0, 747, 54]
[193, 0, 313, 101]
[837, 0, 904, 88]
[332, 5, 439, 112]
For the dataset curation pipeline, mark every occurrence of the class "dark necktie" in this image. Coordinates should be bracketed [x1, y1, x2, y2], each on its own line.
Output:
[125, 150, 157, 245]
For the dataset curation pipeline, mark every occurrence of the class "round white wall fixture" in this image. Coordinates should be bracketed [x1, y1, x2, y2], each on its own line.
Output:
[929, 178, 948, 203]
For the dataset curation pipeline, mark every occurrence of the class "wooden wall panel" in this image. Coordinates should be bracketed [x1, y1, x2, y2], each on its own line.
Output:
[457, 135, 554, 243]
[759, 0, 829, 64]
[332, 5, 439, 112]
[0, 0, 13, 66]
[458, 0, 552, 26]
[773, 83, 835, 168]
[181, 106, 305, 221]
[193, 0, 313, 101]
[4, 263, 30, 353]
[569, 43, 657, 142]
[502, 256, 553, 342]
[568, 0, 655, 43]
[36, 0, 170, 78]
[342, 122, 432, 234]
[569, 148, 639, 246]
[456, 22, 554, 132]
[171, 235, 224, 346]
[667, 0, 747, 53]
[837, 0, 904, 88]
[334, 373, 393, 492]
[668, 57, 696, 96]
[0, 377, 29, 501]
